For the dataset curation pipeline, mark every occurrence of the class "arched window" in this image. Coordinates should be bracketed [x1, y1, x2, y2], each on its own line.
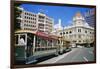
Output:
[69, 31, 72, 33]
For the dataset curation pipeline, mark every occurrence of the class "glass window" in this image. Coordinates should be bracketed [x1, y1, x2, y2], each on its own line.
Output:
[85, 30, 87, 33]
[80, 29, 81, 32]
[48, 40, 52, 46]
[19, 35, 26, 45]
[15, 35, 18, 44]
[78, 35, 81, 38]
[79, 40, 81, 42]
[20, 35, 25, 41]
[39, 15, 45, 19]
[78, 29, 79, 32]
[27, 17, 28, 19]
[27, 13, 29, 15]
[60, 33, 62, 35]
[25, 16, 26, 18]
[30, 17, 32, 20]
[35, 37, 47, 51]
[25, 12, 27, 15]
[69, 31, 72, 33]
[66, 32, 68, 34]
[63, 32, 65, 34]
[78, 29, 81, 32]
[24, 20, 26, 22]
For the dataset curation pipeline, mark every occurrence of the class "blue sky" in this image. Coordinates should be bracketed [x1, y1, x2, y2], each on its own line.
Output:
[20, 4, 93, 27]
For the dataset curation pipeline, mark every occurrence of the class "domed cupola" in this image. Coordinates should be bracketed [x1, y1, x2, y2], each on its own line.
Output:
[73, 11, 85, 26]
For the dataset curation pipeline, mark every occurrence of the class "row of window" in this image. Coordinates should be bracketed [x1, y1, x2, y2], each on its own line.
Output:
[38, 20, 52, 23]
[35, 38, 57, 51]
[46, 24, 52, 27]
[46, 21, 52, 24]
[46, 18, 52, 22]
[24, 20, 36, 24]
[60, 31, 72, 35]
[24, 12, 53, 22]
[72, 40, 93, 43]
[38, 27, 44, 29]
[24, 16, 53, 24]
[60, 30, 93, 35]
[38, 20, 44, 22]
[78, 29, 81, 32]
[38, 26, 52, 30]
[24, 24, 36, 27]
[62, 36, 92, 40]
[35, 47, 56, 51]
[85, 31, 93, 34]
[24, 16, 36, 20]
[17, 20, 21, 23]
[25, 12, 36, 17]
[38, 24, 44, 26]
[46, 17, 52, 21]
[38, 15, 45, 19]
[24, 28, 36, 31]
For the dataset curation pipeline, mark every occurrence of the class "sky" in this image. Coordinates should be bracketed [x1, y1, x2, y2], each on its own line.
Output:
[20, 4, 93, 27]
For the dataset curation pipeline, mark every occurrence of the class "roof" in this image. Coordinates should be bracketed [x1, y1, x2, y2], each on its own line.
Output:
[49, 34, 59, 40]
[75, 11, 82, 17]
[15, 30, 59, 40]
[15, 30, 36, 34]
[36, 32, 58, 40]
[36, 31, 49, 38]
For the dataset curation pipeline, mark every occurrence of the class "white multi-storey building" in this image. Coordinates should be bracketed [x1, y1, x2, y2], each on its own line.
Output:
[17, 7, 54, 34]
[20, 10, 37, 31]
[53, 12, 94, 46]
[37, 13, 54, 34]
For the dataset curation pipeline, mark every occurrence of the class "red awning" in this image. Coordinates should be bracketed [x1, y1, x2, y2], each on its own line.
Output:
[36, 31, 50, 40]
[36, 31, 48, 37]
[36, 31, 58, 40]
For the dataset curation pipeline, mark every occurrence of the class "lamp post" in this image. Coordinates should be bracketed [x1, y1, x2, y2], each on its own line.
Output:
[62, 26, 65, 51]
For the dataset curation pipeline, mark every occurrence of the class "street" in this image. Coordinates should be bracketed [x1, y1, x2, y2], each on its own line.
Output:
[38, 47, 95, 64]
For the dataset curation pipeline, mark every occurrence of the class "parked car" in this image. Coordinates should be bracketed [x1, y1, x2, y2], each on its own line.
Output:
[65, 47, 72, 52]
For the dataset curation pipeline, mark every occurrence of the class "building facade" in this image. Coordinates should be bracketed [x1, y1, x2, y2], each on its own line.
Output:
[84, 9, 95, 27]
[20, 10, 37, 31]
[37, 13, 54, 34]
[53, 12, 94, 46]
[16, 7, 54, 34]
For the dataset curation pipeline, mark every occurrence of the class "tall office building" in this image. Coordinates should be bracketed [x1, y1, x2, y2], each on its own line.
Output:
[16, 7, 54, 34]
[37, 13, 54, 34]
[84, 9, 95, 27]
[16, 7, 37, 31]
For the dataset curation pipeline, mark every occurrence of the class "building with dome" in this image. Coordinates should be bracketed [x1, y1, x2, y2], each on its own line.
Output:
[53, 12, 94, 47]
